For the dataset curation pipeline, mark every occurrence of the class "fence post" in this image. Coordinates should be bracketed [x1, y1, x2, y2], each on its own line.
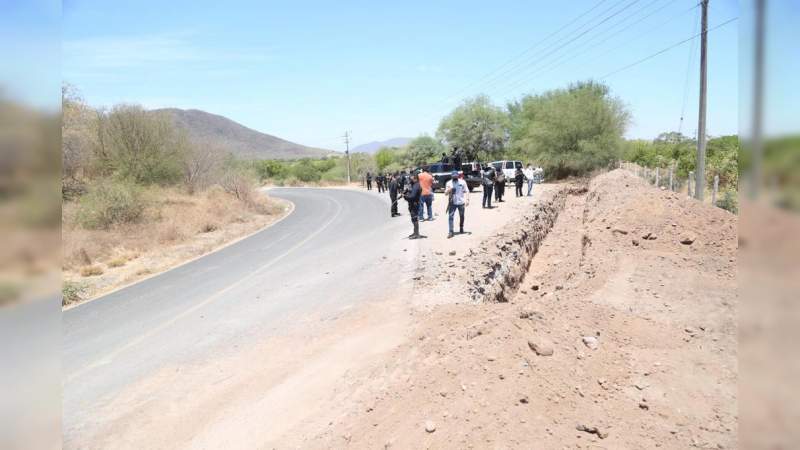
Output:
[712, 174, 719, 205]
[688, 171, 694, 197]
[655, 167, 660, 187]
[669, 164, 674, 191]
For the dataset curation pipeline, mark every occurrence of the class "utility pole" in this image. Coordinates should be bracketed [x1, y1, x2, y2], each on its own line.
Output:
[695, 0, 709, 201]
[751, 0, 765, 198]
[343, 131, 351, 184]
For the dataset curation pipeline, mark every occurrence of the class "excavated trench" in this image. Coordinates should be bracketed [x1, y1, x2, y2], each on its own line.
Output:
[467, 185, 587, 303]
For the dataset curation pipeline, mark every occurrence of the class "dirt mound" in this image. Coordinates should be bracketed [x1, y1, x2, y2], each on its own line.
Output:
[298, 169, 737, 449]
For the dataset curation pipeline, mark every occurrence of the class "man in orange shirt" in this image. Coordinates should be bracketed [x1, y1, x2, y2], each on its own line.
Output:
[417, 167, 435, 221]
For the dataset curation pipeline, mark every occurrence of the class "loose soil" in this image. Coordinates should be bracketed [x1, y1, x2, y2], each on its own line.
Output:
[280, 169, 738, 449]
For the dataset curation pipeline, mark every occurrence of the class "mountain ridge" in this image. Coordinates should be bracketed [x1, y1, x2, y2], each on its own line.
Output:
[155, 108, 336, 160]
[351, 137, 412, 154]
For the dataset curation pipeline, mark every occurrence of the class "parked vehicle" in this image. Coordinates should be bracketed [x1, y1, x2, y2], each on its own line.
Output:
[490, 160, 523, 183]
[461, 161, 483, 192]
[421, 162, 461, 191]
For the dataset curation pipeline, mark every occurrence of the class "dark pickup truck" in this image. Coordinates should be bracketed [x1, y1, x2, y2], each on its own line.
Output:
[419, 161, 484, 192]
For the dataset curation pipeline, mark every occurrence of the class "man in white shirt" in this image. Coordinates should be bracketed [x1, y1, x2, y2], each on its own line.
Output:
[524, 164, 535, 196]
[444, 171, 469, 238]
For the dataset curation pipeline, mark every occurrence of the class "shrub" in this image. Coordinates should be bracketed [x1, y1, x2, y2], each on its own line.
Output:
[291, 161, 322, 182]
[716, 189, 738, 214]
[75, 179, 146, 229]
[107, 257, 126, 268]
[62, 281, 88, 306]
[80, 265, 104, 277]
[254, 159, 289, 182]
[218, 161, 259, 202]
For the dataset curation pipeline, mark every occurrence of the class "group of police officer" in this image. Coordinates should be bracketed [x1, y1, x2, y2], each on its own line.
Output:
[369, 163, 542, 240]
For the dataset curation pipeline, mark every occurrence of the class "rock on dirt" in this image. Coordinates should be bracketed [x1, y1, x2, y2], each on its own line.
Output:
[576, 424, 609, 439]
[582, 336, 599, 350]
[528, 339, 554, 356]
[424, 420, 436, 433]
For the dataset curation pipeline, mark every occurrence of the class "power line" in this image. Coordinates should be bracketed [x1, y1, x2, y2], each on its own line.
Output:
[598, 16, 737, 79]
[471, 0, 644, 97]
[441, 0, 612, 104]
[491, 0, 690, 99]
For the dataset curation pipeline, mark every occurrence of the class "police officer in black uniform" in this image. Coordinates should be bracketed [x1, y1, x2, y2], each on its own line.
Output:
[403, 172, 422, 239]
[388, 173, 400, 217]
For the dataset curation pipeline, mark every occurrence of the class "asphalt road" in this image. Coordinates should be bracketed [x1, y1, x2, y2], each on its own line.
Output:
[62, 187, 412, 446]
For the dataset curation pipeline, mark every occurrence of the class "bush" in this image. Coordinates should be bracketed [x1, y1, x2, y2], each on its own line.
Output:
[79, 265, 104, 277]
[254, 159, 289, 182]
[291, 161, 322, 182]
[97, 105, 186, 185]
[716, 190, 738, 214]
[75, 179, 146, 229]
[62, 281, 88, 306]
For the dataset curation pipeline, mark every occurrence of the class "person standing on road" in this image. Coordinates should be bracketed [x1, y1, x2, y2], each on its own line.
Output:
[524, 164, 535, 196]
[514, 167, 525, 197]
[366, 172, 373, 190]
[389, 173, 400, 217]
[494, 167, 506, 202]
[445, 171, 469, 238]
[417, 167, 435, 221]
[482, 166, 495, 208]
[403, 172, 422, 239]
[375, 173, 383, 193]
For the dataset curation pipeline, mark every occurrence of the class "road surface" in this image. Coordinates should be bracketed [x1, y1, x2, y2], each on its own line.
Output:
[62, 187, 414, 447]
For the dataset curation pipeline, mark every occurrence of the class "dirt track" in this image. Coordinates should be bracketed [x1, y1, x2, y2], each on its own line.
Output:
[281, 169, 738, 449]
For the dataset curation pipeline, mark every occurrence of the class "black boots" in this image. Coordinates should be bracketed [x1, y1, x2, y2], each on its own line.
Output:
[409, 221, 420, 239]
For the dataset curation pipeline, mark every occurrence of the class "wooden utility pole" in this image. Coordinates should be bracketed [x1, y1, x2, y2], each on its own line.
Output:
[343, 131, 351, 184]
[695, 0, 709, 201]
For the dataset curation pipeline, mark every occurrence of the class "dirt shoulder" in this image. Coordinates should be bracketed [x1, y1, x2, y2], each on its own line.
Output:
[289, 170, 737, 448]
[62, 187, 291, 307]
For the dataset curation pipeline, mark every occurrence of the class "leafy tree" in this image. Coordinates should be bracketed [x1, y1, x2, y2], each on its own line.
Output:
[706, 135, 738, 188]
[96, 104, 186, 185]
[61, 84, 97, 180]
[437, 95, 509, 162]
[508, 81, 629, 178]
[291, 159, 322, 182]
[374, 147, 395, 171]
[406, 135, 445, 166]
[253, 159, 288, 181]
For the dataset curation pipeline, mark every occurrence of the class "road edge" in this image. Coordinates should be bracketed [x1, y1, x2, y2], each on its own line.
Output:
[63, 193, 296, 311]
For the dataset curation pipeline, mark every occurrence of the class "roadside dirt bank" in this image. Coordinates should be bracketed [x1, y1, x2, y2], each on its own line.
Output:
[62, 189, 291, 308]
[293, 169, 737, 449]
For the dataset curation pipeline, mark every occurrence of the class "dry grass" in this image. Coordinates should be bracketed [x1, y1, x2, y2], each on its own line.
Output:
[63, 186, 279, 272]
[107, 257, 126, 268]
[79, 265, 104, 277]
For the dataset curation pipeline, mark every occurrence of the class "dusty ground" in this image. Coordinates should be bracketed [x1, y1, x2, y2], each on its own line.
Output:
[62, 187, 289, 306]
[72, 172, 737, 449]
[272, 170, 737, 449]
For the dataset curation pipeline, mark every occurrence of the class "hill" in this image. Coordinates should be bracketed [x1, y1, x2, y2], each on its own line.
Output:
[155, 108, 336, 160]
[351, 137, 411, 153]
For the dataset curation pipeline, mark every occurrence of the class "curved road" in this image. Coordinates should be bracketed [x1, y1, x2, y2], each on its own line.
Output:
[63, 187, 413, 446]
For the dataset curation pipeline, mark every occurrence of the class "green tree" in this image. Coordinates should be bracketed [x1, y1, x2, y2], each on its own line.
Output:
[374, 147, 395, 171]
[406, 135, 445, 166]
[706, 135, 739, 188]
[437, 95, 509, 162]
[96, 104, 186, 185]
[508, 81, 629, 178]
[253, 160, 288, 181]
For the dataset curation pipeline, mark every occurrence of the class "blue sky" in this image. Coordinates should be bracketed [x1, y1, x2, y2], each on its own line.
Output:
[58, 0, 748, 149]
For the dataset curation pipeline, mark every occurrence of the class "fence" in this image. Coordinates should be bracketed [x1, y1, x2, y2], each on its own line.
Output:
[618, 161, 732, 212]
